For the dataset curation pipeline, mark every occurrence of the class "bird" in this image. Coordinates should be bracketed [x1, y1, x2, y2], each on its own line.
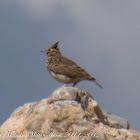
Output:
[41, 41, 103, 88]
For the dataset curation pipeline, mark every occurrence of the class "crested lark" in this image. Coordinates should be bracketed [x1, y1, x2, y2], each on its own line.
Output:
[41, 41, 103, 88]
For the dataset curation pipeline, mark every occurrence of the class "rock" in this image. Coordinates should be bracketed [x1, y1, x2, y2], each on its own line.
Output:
[102, 110, 130, 129]
[0, 87, 140, 140]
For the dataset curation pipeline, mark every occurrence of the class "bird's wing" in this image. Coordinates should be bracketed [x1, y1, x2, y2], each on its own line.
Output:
[48, 56, 93, 78]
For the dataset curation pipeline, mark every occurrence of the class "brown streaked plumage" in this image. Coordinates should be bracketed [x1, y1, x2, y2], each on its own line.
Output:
[41, 41, 103, 88]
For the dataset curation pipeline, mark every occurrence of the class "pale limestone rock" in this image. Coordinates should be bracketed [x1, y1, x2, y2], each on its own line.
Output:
[0, 87, 140, 140]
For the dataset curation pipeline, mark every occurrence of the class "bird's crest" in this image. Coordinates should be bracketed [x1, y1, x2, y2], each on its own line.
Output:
[50, 41, 60, 50]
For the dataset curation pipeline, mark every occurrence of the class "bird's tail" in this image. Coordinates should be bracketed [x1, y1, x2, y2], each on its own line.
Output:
[93, 80, 103, 89]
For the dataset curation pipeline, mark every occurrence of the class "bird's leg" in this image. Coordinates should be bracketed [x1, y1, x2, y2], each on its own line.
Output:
[72, 83, 77, 87]
[62, 84, 67, 87]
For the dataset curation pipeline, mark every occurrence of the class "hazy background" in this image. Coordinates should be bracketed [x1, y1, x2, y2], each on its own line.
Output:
[0, 0, 140, 131]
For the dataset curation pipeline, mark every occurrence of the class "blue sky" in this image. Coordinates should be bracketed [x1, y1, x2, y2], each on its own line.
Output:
[0, 0, 140, 132]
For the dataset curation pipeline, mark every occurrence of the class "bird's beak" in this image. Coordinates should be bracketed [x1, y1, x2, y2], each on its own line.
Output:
[40, 50, 47, 54]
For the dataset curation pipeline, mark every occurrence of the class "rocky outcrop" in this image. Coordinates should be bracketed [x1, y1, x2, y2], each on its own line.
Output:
[0, 87, 140, 140]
